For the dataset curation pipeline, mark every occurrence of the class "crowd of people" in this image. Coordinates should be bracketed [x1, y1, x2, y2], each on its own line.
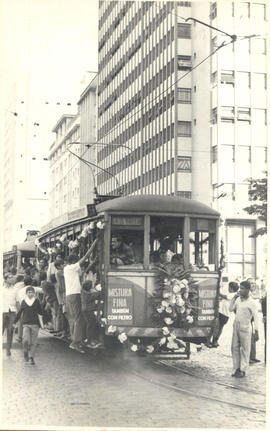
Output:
[2, 239, 104, 364]
[2, 238, 267, 378]
[207, 277, 266, 378]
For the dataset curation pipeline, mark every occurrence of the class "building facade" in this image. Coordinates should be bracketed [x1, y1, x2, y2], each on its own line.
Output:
[45, 76, 98, 232]
[97, 0, 268, 280]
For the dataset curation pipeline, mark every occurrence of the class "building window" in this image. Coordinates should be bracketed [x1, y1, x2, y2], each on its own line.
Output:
[177, 191, 192, 199]
[252, 3, 266, 20]
[222, 145, 235, 162]
[239, 145, 251, 163]
[177, 156, 192, 172]
[178, 121, 192, 137]
[178, 1, 191, 6]
[252, 38, 266, 54]
[211, 107, 217, 124]
[237, 1, 250, 18]
[253, 73, 267, 89]
[178, 88, 191, 103]
[178, 55, 192, 70]
[237, 71, 250, 88]
[211, 36, 217, 53]
[221, 70, 234, 85]
[223, 183, 236, 200]
[253, 108, 267, 125]
[221, 106, 235, 122]
[226, 222, 256, 278]
[211, 71, 217, 84]
[210, 2, 217, 19]
[212, 146, 218, 163]
[237, 107, 251, 122]
[177, 23, 191, 38]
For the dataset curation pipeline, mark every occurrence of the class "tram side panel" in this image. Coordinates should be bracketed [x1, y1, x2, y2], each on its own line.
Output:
[105, 271, 219, 341]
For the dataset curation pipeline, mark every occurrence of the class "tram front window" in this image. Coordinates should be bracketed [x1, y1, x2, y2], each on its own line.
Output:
[110, 216, 144, 268]
[189, 218, 216, 271]
[150, 216, 184, 266]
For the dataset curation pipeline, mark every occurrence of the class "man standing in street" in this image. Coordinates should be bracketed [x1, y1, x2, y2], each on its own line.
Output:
[64, 239, 97, 353]
[2, 274, 17, 356]
[229, 280, 259, 378]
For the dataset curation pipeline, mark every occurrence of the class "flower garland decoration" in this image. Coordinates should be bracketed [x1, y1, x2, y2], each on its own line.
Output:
[102, 262, 199, 355]
[151, 262, 199, 332]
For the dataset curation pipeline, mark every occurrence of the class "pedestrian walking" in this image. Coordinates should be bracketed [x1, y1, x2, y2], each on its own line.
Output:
[229, 281, 259, 378]
[64, 239, 98, 353]
[13, 286, 44, 365]
[2, 273, 17, 356]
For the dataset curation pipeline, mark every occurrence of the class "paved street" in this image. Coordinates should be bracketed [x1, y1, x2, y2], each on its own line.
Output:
[1, 310, 266, 429]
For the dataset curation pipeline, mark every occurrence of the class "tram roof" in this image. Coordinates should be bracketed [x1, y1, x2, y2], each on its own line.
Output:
[96, 195, 219, 217]
[16, 240, 36, 252]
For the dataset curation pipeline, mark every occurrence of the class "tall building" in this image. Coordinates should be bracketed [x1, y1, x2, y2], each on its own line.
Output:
[97, 1, 268, 279]
[43, 75, 98, 233]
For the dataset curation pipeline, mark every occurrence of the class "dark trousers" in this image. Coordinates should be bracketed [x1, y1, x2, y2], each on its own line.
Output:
[250, 326, 257, 361]
[82, 310, 100, 343]
[212, 313, 229, 343]
[66, 294, 83, 344]
[2, 311, 16, 352]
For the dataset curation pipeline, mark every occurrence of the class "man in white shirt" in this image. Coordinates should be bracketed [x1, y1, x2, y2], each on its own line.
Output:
[229, 280, 259, 378]
[64, 239, 97, 353]
[47, 252, 63, 282]
[2, 274, 17, 356]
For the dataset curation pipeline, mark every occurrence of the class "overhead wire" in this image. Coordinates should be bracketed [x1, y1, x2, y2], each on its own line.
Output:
[7, 3, 266, 194]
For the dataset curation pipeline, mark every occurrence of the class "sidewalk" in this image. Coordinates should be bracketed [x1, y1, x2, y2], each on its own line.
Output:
[171, 311, 266, 395]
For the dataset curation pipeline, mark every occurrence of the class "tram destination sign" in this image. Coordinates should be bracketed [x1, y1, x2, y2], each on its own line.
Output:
[107, 285, 134, 325]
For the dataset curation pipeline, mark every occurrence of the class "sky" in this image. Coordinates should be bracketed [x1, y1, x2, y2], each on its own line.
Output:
[0, 0, 99, 145]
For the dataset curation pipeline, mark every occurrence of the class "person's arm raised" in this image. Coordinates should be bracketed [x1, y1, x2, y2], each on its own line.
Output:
[79, 238, 98, 267]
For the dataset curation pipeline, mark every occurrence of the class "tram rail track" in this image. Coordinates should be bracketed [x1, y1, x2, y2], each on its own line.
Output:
[44, 331, 265, 415]
[130, 367, 266, 414]
[152, 359, 265, 397]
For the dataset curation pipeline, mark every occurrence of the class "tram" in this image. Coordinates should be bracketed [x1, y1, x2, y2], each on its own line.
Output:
[38, 195, 221, 359]
[3, 240, 36, 274]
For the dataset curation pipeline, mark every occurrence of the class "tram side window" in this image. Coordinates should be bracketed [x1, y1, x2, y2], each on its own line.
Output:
[189, 218, 216, 271]
[150, 216, 184, 266]
[110, 216, 144, 268]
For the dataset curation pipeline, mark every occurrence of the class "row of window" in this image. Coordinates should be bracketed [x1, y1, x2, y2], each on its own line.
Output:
[98, 85, 175, 141]
[142, 28, 175, 72]
[99, 62, 142, 115]
[97, 158, 175, 191]
[97, 138, 193, 190]
[212, 145, 267, 164]
[98, 122, 175, 175]
[218, 70, 267, 89]
[98, 35, 142, 96]
[99, 36, 175, 117]
[99, 1, 121, 32]
[98, 117, 193, 168]
[99, 7, 142, 69]
[99, 8, 175, 97]
[211, 1, 266, 21]
[211, 107, 267, 124]
[212, 36, 267, 55]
